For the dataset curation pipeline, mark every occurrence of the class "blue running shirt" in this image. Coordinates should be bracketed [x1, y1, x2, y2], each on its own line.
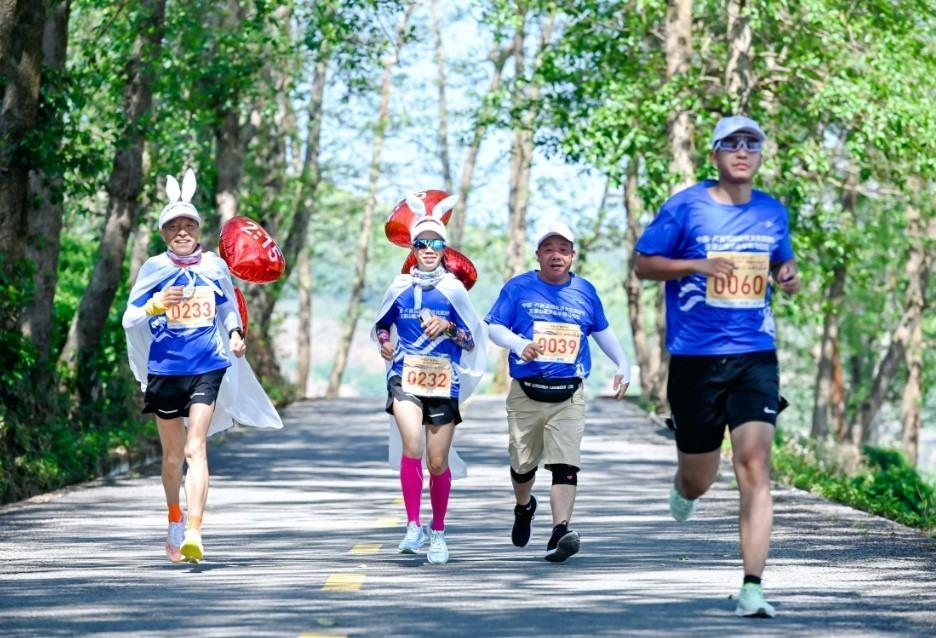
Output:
[377, 286, 471, 399]
[132, 271, 232, 376]
[486, 271, 609, 380]
[636, 180, 795, 355]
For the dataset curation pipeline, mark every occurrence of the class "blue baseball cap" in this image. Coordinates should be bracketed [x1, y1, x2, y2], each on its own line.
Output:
[711, 115, 766, 149]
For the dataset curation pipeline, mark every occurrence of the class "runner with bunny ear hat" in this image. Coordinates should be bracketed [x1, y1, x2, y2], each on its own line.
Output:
[372, 191, 487, 565]
[122, 168, 282, 564]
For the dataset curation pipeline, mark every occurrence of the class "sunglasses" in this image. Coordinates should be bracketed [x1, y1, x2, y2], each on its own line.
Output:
[714, 136, 763, 152]
[413, 238, 445, 251]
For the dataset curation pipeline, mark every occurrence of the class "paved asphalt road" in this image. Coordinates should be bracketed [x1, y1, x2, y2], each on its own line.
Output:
[1, 397, 934, 637]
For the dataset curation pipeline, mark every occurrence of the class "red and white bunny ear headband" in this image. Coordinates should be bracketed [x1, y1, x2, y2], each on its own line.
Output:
[405, 191, 458, 221]
[406, 191, 458, 242]
[158, 168, 202, 228]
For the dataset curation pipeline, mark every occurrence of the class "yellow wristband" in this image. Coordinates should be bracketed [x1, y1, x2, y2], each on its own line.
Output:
[144, 298, 169, 316]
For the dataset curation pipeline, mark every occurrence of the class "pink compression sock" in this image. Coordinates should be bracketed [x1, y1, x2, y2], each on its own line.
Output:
[430, 467, 452, 531]
[400, 455, 423, 525]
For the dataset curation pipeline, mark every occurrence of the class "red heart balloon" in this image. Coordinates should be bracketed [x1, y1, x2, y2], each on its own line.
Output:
[233, 286, 249, 337]
[219, 216, 286, 283]
[401, 246, 477, 290]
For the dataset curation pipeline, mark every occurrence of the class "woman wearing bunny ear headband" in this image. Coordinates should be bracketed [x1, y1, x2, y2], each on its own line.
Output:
[122, 169, 282, 564]
[372, 193, 487, 565]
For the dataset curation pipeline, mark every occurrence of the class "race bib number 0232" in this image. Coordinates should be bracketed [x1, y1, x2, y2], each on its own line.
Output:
[402, 355, 452, 398]
[705, 251, 769, 308]
[166, 287, 216, 329]
[533, 321, 581, 364]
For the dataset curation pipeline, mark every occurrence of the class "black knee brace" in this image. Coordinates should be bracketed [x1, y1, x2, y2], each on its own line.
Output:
[510, 466, 537, 484]
[550, 464, 578, 486]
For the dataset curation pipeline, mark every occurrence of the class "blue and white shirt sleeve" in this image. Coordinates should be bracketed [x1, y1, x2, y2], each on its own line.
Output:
[635, 203, 684, 257]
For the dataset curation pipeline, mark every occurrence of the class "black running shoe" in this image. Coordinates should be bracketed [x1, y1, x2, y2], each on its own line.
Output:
[511, 495, 537, 547]
[544, 523, 580, 562]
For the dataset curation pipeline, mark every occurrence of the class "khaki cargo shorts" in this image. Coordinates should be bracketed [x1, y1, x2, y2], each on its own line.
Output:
[506, 379, 586, 473]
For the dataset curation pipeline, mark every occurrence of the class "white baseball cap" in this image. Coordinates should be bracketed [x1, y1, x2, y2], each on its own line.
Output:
[410, 216, 448, 242]
[536, 222, 574, 248]
[158, 203, 201, 229]
[711, 115, 766, 149]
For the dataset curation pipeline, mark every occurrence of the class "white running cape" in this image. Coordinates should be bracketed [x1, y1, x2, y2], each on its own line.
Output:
[371, 273, 487, 479]
[123, 252, 283, 436]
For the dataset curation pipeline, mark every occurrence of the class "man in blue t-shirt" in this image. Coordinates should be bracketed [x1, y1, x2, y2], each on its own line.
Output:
[487, 222, 631, 563]
[635, 115, 800, 618]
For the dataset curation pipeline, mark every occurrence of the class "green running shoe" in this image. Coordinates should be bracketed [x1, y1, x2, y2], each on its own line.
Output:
[669, 486, 697, 522]
[734, 583, 776, 618]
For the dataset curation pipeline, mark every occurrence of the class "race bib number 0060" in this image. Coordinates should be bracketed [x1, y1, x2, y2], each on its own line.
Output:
[533, 321, 581, 364]
[402, 355, 452, 398]
[166, 287, 216, 329]
[705, 251, 769, 308]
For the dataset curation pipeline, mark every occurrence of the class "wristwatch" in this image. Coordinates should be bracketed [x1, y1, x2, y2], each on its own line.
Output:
[229, 327, 244, 339]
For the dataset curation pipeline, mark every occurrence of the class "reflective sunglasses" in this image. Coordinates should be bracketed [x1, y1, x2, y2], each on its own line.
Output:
[412, 238, 445, 251]
[714, 136, 763, 152]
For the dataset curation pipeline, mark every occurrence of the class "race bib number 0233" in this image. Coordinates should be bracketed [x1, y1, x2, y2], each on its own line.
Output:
[167, 287, 216, 329]
[402, 355, 452, 398]
[533, 321, 581, 364]
[705, 251, 769, 308]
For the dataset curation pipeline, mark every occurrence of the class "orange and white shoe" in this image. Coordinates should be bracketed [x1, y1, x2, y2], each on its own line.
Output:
[166, 514, 186, 563]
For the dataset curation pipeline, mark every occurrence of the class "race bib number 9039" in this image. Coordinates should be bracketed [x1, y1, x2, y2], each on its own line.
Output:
[166, 287, 216, 329]
[705, 251, 769, 309]
[533, 321, 581, 364]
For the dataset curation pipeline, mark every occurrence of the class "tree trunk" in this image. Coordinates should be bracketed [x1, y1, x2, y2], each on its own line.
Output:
[725, 0, 753, 113]
[296, 247, 312, 397]
[648, 0, 696, 408]
[326, 5, 413, 398]
[0, 0, 46, 285]
[665, 0, 695, 193]
[449, 45, 511, 249]
[648, 285, 670, 408]
[430, 0, 452, 194]
[210, 0, 252, 229]
[900, 320, 923, 465]
[811, 263, 846, 439]
[849, 206, 933, 447]
[899, 204, 933, 464]
[623, 157, 655, 398]
[58, 0, 167, 404]
[492, 10, 554, 394]
[20, 0, 69, 362]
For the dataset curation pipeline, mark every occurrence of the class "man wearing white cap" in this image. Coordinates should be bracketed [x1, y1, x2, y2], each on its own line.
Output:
[486, 223, 631, 562]
[635, 115, 800, 617]
[122, 169, 282, 564]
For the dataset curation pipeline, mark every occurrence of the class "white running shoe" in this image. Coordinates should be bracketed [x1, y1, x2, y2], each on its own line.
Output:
[180, 527, 204, 563]
[734, 583, 776, 618]
[398, 522, 426, 554]
[427, 529, 449, 565]
[669, 486, 698, 522]
[166, 514, 186, 563]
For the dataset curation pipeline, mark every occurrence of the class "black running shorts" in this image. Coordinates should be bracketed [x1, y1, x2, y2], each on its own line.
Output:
[667, 350, 780, 454]
[143, 368, 227, 419]
[385, 375, 462, 425]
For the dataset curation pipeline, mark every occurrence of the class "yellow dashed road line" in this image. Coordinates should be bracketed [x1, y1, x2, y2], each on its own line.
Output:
[348, 543, 381, 555]
[322, 573, 366, 592]
[375, 516, 399, 528]
[298, 634, 348, 638]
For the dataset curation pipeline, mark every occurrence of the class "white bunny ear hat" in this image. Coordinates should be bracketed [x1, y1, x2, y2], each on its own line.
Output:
[158, 168, 202, 229]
